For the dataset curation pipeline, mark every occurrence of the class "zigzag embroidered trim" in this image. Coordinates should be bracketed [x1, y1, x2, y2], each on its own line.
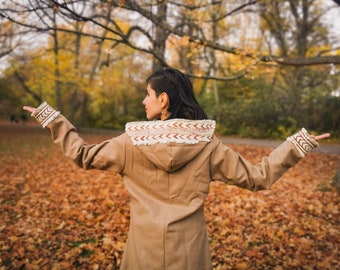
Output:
[32, 102, 60, 128]
[125, 119, 216, 145]
[287, 128, 318, 157]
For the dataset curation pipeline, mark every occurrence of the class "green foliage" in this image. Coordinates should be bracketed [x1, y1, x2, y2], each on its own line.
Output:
[67, 237, 96, 248]
[0, 76, 22, 116]
[317, 96, 340, 137]
[199, 66, 338, 139]
[206, 76, 281, 138]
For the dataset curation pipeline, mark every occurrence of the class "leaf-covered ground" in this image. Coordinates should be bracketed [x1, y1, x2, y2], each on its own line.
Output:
[0, 122, 339, 270]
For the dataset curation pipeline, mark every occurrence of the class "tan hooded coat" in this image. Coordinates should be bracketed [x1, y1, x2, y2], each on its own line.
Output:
[46, 115, 302, 270]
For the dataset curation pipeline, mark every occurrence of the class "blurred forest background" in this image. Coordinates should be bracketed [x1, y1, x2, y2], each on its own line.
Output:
[0, 0, 339, 139]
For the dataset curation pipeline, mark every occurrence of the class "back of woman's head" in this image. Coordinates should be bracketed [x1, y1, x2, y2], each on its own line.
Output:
[146, 68, 208, 120]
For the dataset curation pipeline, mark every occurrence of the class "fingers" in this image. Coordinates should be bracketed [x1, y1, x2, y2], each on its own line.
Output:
[311, 133, 331, 141]
[23, 106, 36, 113]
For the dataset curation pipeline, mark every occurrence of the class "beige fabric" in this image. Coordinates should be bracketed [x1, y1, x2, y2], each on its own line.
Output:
[125, 118, 215, 145]
[287, 128, 319, 157]
[31, 101, 60, 128]
[46, 115, 302, 270]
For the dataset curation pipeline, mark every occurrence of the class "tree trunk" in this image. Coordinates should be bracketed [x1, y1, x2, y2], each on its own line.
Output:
[152, 1, 168, 71]
[52, 9, 63, 112]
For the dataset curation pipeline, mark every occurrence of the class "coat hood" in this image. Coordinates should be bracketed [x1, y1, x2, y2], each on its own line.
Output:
[125, 119, 215, 172]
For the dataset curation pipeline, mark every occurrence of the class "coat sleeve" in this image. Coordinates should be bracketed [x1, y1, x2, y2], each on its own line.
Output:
[46, 114, 126, 173]
[209, 136, 303, 191]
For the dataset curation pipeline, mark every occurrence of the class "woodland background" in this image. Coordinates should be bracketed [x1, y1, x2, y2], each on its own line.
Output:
[0, 0, 339, 139]
[0, 1, 340, 269]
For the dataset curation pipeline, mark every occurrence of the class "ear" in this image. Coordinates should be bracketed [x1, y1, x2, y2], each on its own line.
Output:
[159, 92, 169, 109]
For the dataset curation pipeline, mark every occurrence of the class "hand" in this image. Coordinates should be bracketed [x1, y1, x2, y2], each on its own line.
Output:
[310, 133, 331, 141]
[23, 106, 36, 113]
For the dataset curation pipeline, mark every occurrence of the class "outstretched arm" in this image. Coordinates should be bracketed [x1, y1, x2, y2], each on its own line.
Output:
[23, 103, 126, 173]
[210, 128, 331, 191]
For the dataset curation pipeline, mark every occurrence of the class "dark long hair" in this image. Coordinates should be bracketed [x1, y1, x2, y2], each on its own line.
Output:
[146, 68, 208, 120]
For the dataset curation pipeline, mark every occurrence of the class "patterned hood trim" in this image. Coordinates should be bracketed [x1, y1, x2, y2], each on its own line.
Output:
[125, 119, 216, 146]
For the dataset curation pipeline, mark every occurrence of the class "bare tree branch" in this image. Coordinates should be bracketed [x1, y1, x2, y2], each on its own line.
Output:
[1, 0, 339, 83]
[13, 71, 42, 103]
[274, 55, 340, 66]
[0, 47, 16, 59]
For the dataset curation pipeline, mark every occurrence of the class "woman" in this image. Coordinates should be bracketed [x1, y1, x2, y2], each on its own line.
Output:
[23, 68, 330, 270]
